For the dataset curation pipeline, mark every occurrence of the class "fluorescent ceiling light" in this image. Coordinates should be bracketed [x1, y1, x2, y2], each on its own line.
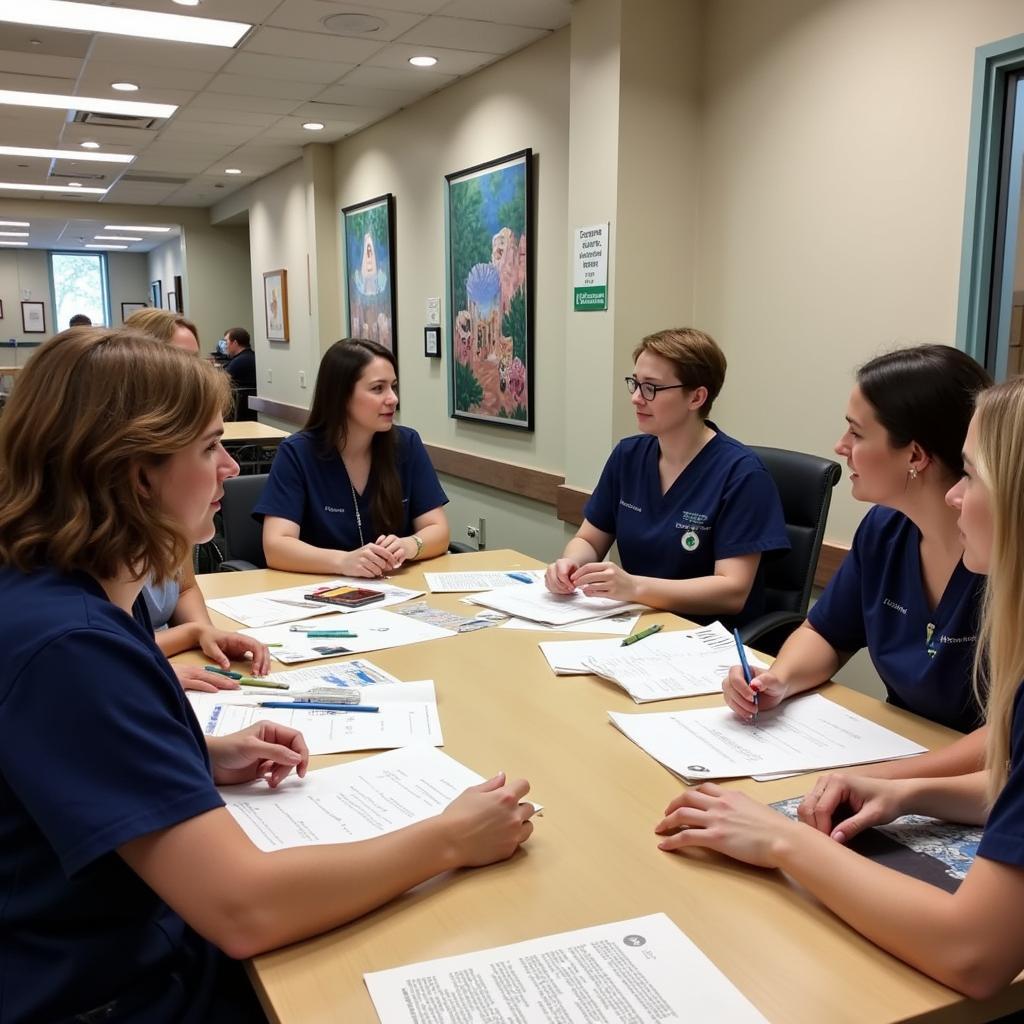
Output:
[104, 224, 171, 232]
[0, 181, 106, 194]
[173, 0, 201, 5]
[409, 55, 437, 67]
[86, 243, 127, 249]
[0, 145, 134, 164]
[302, 121, 324, 130]
[95, 235, 142, 241]
[0, 0, 250, 48]
[0, 240, 28, 246]
[0, 231, 28, 236]
[0, 89, 176, 119]
[225, 167, 241, 174]
[111, 82, 138, 92]
[0, 220, 29, 226]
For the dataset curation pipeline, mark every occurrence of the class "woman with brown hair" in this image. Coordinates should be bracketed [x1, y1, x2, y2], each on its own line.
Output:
[258, 338, 450, 576]
[124, 306, 201, 353]
[0, 328, 533, 1021]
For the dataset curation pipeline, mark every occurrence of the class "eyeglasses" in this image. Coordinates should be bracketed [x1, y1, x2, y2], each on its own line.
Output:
[624, 376, 688, 401]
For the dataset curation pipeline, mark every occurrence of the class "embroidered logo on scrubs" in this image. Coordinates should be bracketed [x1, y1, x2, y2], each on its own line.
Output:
[681, 530, 700, 552]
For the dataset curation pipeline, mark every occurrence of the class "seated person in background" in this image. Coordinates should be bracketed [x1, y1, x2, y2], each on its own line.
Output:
[658, 376, 1024, 1000]
[723, 345, 993, 778]
[223, 326, 257, 421]
[258, 339, 450, 576]
[125, 307, 201, 353]
[0, 328, 534, 1022]
[69, 313, 91, 327]
[546, 327, 789, 627]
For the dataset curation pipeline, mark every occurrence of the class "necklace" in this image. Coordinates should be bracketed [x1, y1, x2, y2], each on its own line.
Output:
[349, 480, 365, 548]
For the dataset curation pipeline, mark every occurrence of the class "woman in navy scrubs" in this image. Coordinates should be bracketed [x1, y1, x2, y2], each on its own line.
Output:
[0, 330, 534, 1022]
[658, 377, 1024, 999]
[723, 346, 992, 777]
[258, 338, 450, 576]
[545, 327, 789, 627]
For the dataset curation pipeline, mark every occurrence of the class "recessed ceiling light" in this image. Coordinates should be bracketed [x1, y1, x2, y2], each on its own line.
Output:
[0, 181, 106, 194]
[0, 240, 28, 246]
[111, 81, 138, 92]
[409, 55, 437, 67]
[302, 121, 324, 131]
[95, 235, 142, 241]
[172, 0, 201, 5]
[0, 220, 29, 226]
[80, 140, 100, 149]
[0, 89, 176, 119]
[68, 181, 83, 187]
[225, 167, 241, 174]
[0, 231, 28, 236]
[0, 145, 133, 164]
[86, 243, 127, 249]
[0, 1, 250, 47]
[104, 224, 171, 232]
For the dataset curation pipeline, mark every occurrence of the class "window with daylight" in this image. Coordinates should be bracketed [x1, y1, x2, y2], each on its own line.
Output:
[50, 252, 110, 329]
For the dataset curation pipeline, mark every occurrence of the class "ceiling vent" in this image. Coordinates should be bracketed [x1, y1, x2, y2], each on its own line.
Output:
[72, 110, 165, 130]
[48, 169, 107, 182]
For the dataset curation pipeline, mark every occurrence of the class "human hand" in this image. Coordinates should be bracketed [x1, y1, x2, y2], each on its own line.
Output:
[338, 543, 394, 578]
[207, 722, 309, 788]
[722, 665, 788, 719]
[375, 534, 410, 568]
[798, 773, 908, 843]
[570, 561, 638, 602]
[440, 773, 536, 867]
[655, 783, 801, 868]
[173, 664, 241, 693]
[195, 627, 271, 676]
[545, 558, 578, 594]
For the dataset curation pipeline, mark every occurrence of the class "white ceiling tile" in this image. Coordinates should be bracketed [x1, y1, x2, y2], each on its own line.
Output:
[75, 60, 216, 93]
[242, 26, 386, 63]
[130, 152, 232, 174]
[0, 73, 79, 93]
[323, 0, 451, 13]
[185, 92, 303, 115]
[364, 42, 495, 75]
[60, 124, 160, 147]
[158, 120, 267, 144]
[340, 64, 455, 92]
[170, 106, 282, 128]
[312, 81, 417, 107]
[438, 0, 572, 31]
[397, 17, 548, 53]
[0, 51, 83, 79]
[290, 99, 392, 121]
[88, 37, 235, 73]
[222, 52, 355, 84]
[105, 0, 279, 20]
[0, 25, 91, 58]
[207, 74, 323, 102]
[266, 1, 428, 41]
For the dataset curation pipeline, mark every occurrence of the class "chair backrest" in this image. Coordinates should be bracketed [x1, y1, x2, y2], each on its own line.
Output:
[747, 446, 842, 616]
[231, 386, 258, 422]
[220, 473, 269, 568]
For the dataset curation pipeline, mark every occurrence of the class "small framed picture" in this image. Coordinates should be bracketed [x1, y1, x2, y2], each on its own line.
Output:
[121, 301, 146, 322]
[167, 291, 179, 312]
[424, 325, 441, 358]
[151, 280, 162, 308]
[173, 274, 183, 313]
[0, 299, 4, 318]
[21, 301, 45, 333]
[263, 269, 289, 343]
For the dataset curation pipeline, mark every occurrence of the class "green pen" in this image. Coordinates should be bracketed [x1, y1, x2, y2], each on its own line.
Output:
[203, 666, 289, 690]
[303, 630, 357, 639]
[621, 623, 663, 647]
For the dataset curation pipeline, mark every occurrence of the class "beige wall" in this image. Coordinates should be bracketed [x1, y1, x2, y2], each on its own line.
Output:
[106, 252, 150, 325]
[182, 223, 251, 351]
[146, 237, 182, 311]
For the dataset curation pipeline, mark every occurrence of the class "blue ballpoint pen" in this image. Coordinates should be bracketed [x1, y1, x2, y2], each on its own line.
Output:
[506, 572, 534, 584]
[733, 627, 757, 719]
[258, 701, 380, 713]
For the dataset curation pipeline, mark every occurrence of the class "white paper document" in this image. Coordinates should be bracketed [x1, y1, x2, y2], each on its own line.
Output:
[609, 693, 927, 780]
[192, 681, 442, 755]
[206, 578, 422, 628]
[220, 746, 484, 851]
[501, 611, 641, 635]
[424, 569, 545, 592]
[364, 913, 767, 1024]
[267, 659, 404, 689]
[239, 608, 456, 664]
[471, 585, 644, 626]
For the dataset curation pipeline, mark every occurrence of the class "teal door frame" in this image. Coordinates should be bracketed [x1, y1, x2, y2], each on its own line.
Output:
[957, 32, 1024, 369]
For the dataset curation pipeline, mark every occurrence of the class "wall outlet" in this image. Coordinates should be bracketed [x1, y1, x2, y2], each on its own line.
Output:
[299, 370, 307, 388]
[266, 368, 272, 383]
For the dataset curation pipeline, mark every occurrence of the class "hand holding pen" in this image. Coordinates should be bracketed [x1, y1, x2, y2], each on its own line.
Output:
[722, 639, 788, 721]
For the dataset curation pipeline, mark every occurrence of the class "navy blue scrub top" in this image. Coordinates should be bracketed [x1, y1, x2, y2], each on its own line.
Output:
[0, 567, 228, 1023]
[978, 687, 1024, 866]
[583, 425, 790, 627]
[807, 505, 985, 733]
[254, 425, 448, 550]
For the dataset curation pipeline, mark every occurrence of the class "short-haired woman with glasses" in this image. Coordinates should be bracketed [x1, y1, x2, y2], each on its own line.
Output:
[545, 327, 788, 626]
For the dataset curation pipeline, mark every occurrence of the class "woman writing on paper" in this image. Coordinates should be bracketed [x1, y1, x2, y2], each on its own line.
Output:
[658, 376, 1024, 998]
[258, 338, 450, 577]
[545, 328, 789, 627]
[0, 329, 535, 1022]
[722, 346, 992, 778]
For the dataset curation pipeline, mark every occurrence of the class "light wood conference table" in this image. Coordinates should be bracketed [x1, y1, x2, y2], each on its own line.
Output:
[221, 420, 290, 444]
[191, 550, 1023, 1024]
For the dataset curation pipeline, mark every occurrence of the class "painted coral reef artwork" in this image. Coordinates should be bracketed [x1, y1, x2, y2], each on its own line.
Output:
[446, 149, 533, 430]
[343, 193, 397, 361]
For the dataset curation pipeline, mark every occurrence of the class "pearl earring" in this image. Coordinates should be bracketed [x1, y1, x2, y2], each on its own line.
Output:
[909, 467, 918, 480]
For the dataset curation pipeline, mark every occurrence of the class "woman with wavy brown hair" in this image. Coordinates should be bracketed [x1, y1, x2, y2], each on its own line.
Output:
[124, 305, 201, 352]
[0, 328, 534, 1022]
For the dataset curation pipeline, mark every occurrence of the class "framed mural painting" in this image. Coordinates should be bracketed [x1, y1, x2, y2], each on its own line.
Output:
[445, 148, 533, 430]
[342, 193, 397, 362]
[263, 269, 289, 343]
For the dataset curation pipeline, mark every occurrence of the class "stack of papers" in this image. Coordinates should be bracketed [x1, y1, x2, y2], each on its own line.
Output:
[500, 610, 641, 635]
[424, 569, 545, 592]
[220, 746, 485, 851]
[190, 680, 442, 755]
[364, 913, 767, 1024]
[471, 584, 644, 626]
[239, 608, 456, 664]
[610, 694, 927, 781]
[207, 578, 423, 627]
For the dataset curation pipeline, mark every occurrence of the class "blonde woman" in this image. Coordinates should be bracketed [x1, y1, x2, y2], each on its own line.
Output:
[0, 328, 534, 1021]
[656, 377, 1024, 998]
[124, 306, 200, 353]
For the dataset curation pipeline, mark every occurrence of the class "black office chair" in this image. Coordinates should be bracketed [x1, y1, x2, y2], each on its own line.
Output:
[218, 473, 269, 571]
[230, 386, 258, 422]
[738, 446, 842, 655]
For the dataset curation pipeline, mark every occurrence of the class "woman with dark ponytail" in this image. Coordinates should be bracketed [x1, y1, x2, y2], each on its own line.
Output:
[257, 339, 449, 576]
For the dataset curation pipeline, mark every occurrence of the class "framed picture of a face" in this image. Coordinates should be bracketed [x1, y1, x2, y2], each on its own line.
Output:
[263, 269, 289, 343]
[445, 149, 533, 430]
[342, 193, 397, 365]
